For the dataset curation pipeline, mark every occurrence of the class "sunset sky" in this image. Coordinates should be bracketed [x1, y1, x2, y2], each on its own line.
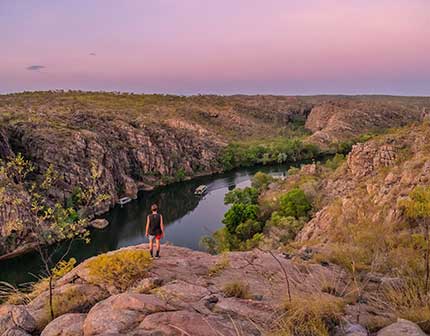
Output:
[1, 0, 429, 95]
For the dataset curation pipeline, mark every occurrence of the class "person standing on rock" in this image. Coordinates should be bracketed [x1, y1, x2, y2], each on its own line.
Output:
[145, 204, 164, 258]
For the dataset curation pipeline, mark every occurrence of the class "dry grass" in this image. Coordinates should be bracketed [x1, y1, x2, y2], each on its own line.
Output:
[270, 294, 345, 336]
[208, 254, 230, 277]
[222, 281, 251, 299]
[382, 279, 430, 333]
[87, 249, 152, 291]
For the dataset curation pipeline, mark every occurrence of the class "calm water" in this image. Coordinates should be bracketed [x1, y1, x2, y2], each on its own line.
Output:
[0, 163, 297, 286]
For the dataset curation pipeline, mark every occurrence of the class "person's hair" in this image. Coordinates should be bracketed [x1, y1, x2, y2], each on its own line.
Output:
[151, 204, 158, 212]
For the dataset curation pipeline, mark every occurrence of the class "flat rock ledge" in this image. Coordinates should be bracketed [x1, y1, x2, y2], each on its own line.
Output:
[0, 245, 424, 336]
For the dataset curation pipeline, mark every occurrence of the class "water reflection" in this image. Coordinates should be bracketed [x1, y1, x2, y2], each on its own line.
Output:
[0, 163, 297, 286]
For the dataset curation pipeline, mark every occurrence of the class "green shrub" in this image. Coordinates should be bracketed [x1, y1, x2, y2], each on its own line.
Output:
[235, 219, 262, 241]
[224, 187, 259, 205]
[222, 203, 259, 235]
[175, 168, 186, 182]
[279, 188, 312, 219]
[251, 172, 274, 190]
[324, 153, 346, 170]
[269, 212, 306, 242]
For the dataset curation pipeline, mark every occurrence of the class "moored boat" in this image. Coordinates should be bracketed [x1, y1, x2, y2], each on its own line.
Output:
[194, 185, 208, 196]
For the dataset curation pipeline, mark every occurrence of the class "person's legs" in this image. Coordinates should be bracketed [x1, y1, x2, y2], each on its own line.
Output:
[155, 236, 161, 258]
[148, 235, 154, 257]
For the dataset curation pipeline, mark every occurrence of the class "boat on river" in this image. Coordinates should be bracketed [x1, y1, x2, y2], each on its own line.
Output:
[194, 185, 208, 196]
[117, 196, 132, 206]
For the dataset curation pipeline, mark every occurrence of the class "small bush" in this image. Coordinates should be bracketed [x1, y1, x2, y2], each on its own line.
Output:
[268, 212, 306, 242]
[175, 168, 186, 182]
[87, 249, 152, 291]
[324, 154, 346, 170]
[271, 294, 345, 336]
[222, 281, 251, 299]
[288, 166, 300, 176]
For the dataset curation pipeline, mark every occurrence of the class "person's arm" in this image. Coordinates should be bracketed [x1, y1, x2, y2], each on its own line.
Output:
[145, 216, 149, 236]
[160, 215, 165, 237]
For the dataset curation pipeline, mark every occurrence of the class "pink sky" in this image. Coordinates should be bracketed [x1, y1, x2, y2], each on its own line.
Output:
[1, 0, 429, 95]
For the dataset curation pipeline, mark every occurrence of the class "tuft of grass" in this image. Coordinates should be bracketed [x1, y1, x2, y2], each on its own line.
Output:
[208, 254, 230, 277]
[222, 281, 251, 299]
[271, 294, 345, 336]
[383, 279, 430, 333]
[87, 249, 152, 291]
[0, 281, 31, 304]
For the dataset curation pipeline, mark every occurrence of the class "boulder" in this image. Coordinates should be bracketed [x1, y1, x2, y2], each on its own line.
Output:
[138, 310, 244, 336]
[27, 284, 107, 330]
[2, 328, 32, 336]
[377, 319, 426, 336]
[339, 323, 368, 336]
[41, 313, 86, 336]
[83, 293, 173, 336]
[89, 219, 109, 230]
[0, 305, 36, 334]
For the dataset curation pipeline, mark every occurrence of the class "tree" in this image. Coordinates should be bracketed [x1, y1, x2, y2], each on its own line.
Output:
[222, 203, 259, 235]
[251, 172, 273, 191]
[0, 154, 108, 320]
[279, 188, 312, 219]
[224, 187, 259, 205]
[399, 186, 430, 292]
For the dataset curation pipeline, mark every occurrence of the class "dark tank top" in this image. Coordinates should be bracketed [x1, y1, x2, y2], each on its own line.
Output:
[148, 213, 162, 235]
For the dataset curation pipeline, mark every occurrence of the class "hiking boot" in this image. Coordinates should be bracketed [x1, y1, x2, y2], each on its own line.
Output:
[150, 250, 153, 258]
[155, 250, 160, 258]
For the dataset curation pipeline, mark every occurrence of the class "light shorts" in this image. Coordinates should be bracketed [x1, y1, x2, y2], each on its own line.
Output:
[148, 234, 162, 241]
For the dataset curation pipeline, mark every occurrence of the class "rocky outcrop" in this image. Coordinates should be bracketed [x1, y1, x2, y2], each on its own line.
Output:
[297, 123, 430, 242]
[306, 99, 428, 146]
[0, 245, 351, 335]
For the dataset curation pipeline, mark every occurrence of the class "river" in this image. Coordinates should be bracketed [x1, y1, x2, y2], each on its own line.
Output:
[0, 163, 299, 287]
